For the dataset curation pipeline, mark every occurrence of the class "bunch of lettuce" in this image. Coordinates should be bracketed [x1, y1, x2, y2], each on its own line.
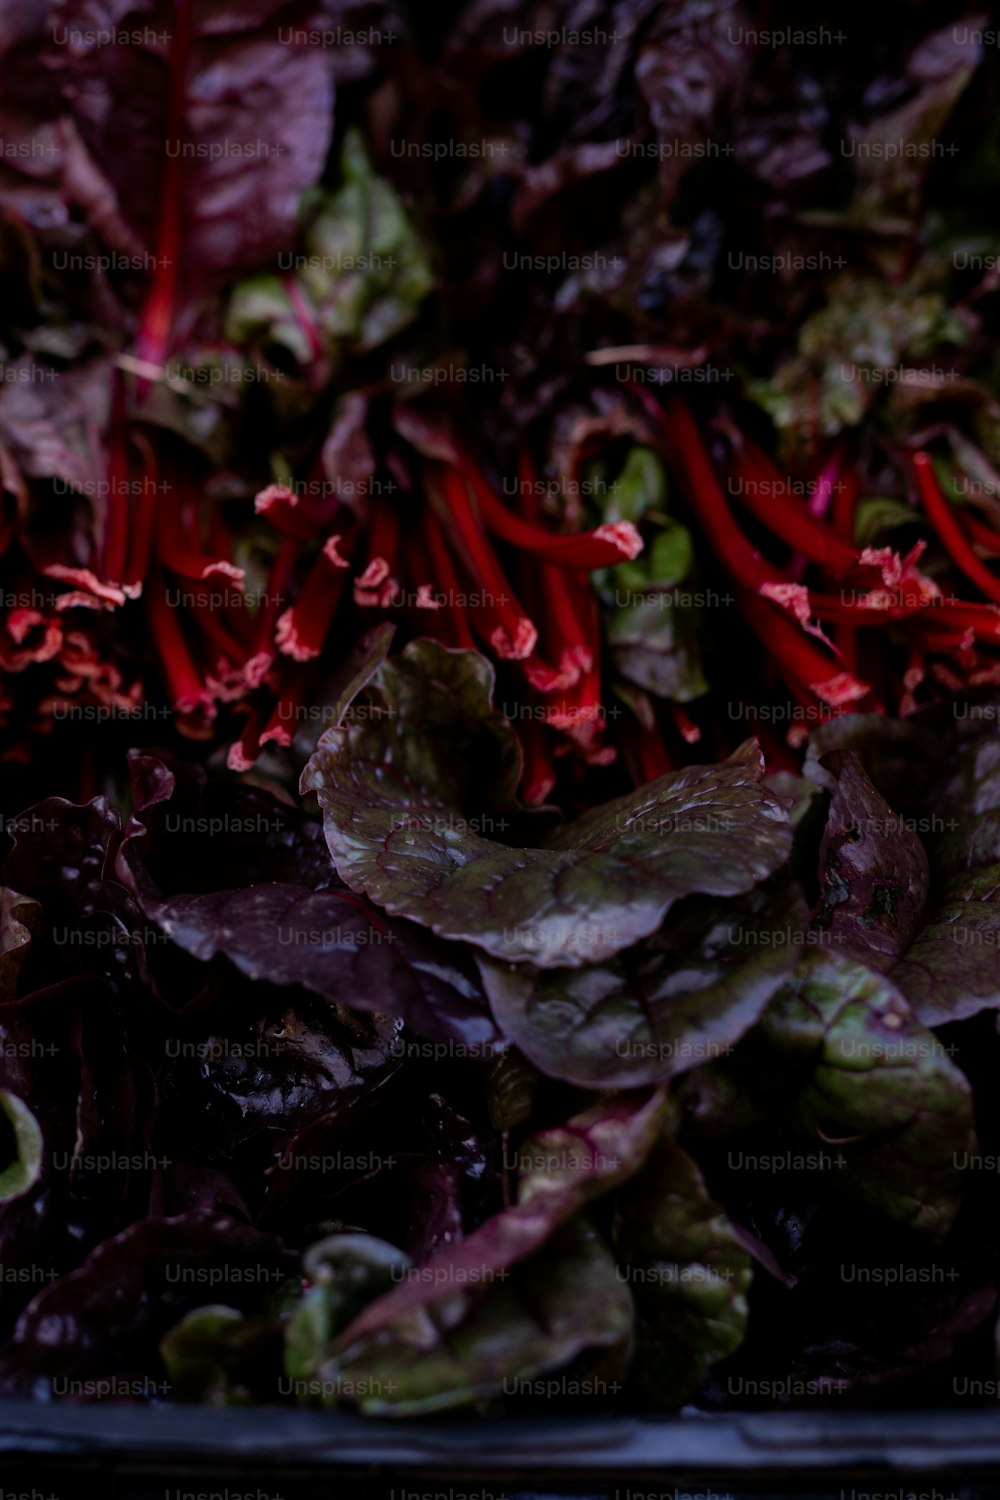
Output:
[0, 631, 998, 1413]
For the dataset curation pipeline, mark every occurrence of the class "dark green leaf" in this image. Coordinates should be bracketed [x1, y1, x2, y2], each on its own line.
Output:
[0, 1091, 42, 1203]
[613, 1141, 751, 1407]
[760, 952, 975, 1238]
[303, 641, 792, 968]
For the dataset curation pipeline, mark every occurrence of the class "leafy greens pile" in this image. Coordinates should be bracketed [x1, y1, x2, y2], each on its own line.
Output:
[0, 634, 998, 1413]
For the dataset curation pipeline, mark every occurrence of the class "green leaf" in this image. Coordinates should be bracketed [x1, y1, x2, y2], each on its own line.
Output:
[227, 129, 434, 366]
[480, 877, 808, 1088]
[605, 446, 668, 525]
[284, 1234, 412, 1399]
[325, 1219, 633, 1415]
[224, 277, 314, 364]
[605, 584, 708, 702]
[852, 496, 921, 546]
[302, 641, 792, 968]
[160, 1306, 279, 1406]
[804, 714, 1000, 1027]
[748, 275, 965, 445]
[306, 129, 435, 351]
[0, 1091, 43, 1203]
[648, 523, 694, 584]
[515, 1091, 668, 1204]
[760, 952, 976, 1238]
[600, 452, 704, 705]
[613, 1141, 751, 1407]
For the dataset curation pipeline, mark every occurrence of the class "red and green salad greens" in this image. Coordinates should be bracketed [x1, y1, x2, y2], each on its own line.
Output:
[1, 0, 1000, 1413]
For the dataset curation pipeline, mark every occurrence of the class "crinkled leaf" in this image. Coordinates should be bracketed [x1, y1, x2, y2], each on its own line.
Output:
[750, 276, 965, 444]
[120, 738, 497, 1048]
[120, 747, 333, 897]
[0, 890, 40, 1005]
[813, 714, 1000, 1025]
[481, 877, 808, 1088]
[0, 1212, 296, 1396]
[161, 993, 403, 1151]
[613, 1141, 751, 1407]
[1, 795, 155, 999]
[302, 641, 792, 967]
[3, 794, 120, 914]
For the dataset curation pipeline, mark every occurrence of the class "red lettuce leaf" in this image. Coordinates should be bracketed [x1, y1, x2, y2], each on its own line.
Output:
[812, 751, 930, 970]
[0, 1211, 296, 1398]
